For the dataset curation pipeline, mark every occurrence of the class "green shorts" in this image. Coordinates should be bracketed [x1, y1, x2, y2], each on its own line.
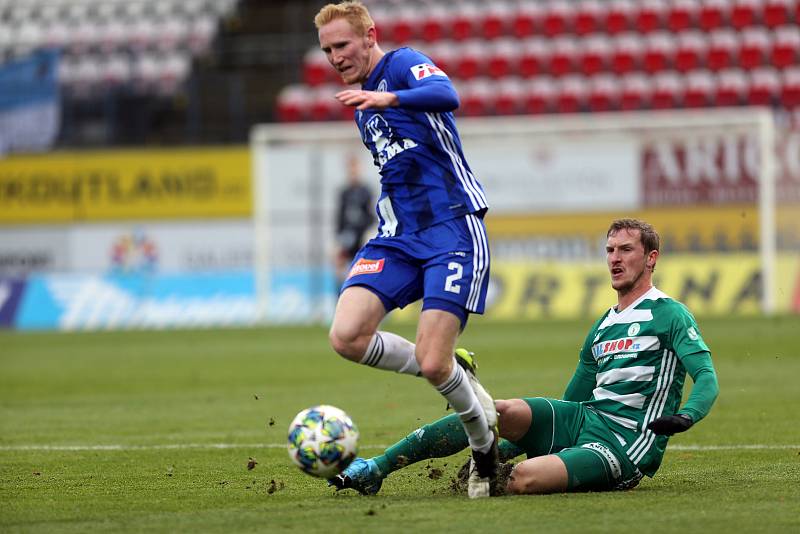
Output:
[513, 397, 643, 492]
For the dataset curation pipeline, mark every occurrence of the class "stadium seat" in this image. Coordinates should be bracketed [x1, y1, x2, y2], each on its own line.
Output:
[428, 41, 456, 76]
[555, 74, 588, 113]
[746, 66, 780, 105]
[605, 0, 634, 34]
[276, 84, 311, 122]
[611, 32, 643, 74]
[518, 37, 549, 78]
[487, 38, 517, 79]
[100, 53, 133, 88]
[511, 1, 544, 38]
[388, 7, 418, 44]
[731, 0, 761, 30]
[542, 0, 572, 37]
[739, 27, 771, 69]
[450, 3, 479, 41]
[643, 31, 675, 73]
[455, 40, 484, 80]
[684, 69, 715, 107]
[780, 66, 800, 107]
[587, 74, 621, 111]
[523, 76, 557, 114]
[549, 36, 578, 77]
[459, 78, 493, 116]
[652, 70, 685, 108]
[635, 0, 668, 34]
[707, 29, 738, 72]
[763, 0, 793, 28]
[482, 3, 511, 40]
[420, 5, 447, 42]
[771, 25, 800, 69]
[620, 72, 653, 110]
[714, 68, 748, 106]
[574, 0, 603, 36]
[494, 77, 525, 115]
[675, 30, 708, 73]
[310, 85, 341, 121]
[303, 48, 330, 87]
[698, 0, 729, 31]
[667, 0, 699, 32]
[578, 34, 611, 76]
[186, 13, 218, 55]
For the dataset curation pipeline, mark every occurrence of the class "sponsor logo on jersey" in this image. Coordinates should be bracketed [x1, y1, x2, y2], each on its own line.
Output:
[410, 63, 448, 80]
[591, 336, 660, 359]
[348, 258, 385, 278]
[363, 114, 418, 169]
[628, 323, 640, 336]
[687, 326, 699, 340]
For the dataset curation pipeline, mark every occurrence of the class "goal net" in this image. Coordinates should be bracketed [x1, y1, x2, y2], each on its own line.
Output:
[251, 107, 799, 324]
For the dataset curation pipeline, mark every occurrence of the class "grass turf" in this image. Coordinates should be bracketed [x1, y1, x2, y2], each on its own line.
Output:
[1, 316, 798, 533]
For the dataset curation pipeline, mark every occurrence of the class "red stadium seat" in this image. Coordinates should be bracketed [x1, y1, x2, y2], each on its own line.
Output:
[524, 76, 557, 114]
[731, 0, 760, 30]
[390, 8, 418, 44]
[746, 67, 780, 105]
[459, 78, 493, 116]
[588, 74, 621, 111]
[549, 36, 578, 77]
[495, 77, 525, 115]
[276, 84, 312, 122]
[450, 3, 479, 41]
[675, 31, 708, 73]
[303, 48, 330, 87]
[698, 0, 729, 31]
[620, 72, 653, 110]
[519, 37, 549, 78]
[542, 0, 572, 37]
[482, 3, 511, 40]
[707, 29, 738, 72]
[605, 0, 634, 34]
[643, 31, 675, 73]
[635, 0, 668, 33]
[455, 40, 484, 80]
[714, 68, 748, 106]
[667, 0, 699, 32]
[487, 38, 517, 79]
[574, 0, 603, 36]
[310, 85, 341, 121]
[652, 71, 685, 109]
[771, 25, 800, 69]
[511, 1, 544, 38]
[579, 34, 612, 76]
[428, 41, 456, 76]
[780, 66, 800, 108]
[611, 32, 643, 74]
[420, 5, 447, 42]
[556, 75, 588, 113]
[684, 69, 715, 107]
[763, 0, 793, 28]
[739, 27, 771, 69]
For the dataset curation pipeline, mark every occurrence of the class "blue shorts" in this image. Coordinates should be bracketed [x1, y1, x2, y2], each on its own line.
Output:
[341, 214, 490, 325]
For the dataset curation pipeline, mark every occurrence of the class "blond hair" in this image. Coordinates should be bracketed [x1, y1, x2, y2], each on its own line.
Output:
[314, 1, 374, 36]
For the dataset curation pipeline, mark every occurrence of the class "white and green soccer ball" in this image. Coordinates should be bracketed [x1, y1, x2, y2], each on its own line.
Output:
[287, 405, 359, 478]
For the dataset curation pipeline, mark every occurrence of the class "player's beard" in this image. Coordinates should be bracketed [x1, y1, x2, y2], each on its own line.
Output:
[612, 262, 648, 296]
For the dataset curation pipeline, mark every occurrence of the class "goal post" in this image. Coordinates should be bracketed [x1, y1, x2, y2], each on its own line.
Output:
[251, 107, 795, 324]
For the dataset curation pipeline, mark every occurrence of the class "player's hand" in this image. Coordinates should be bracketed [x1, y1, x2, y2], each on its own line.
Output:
[646, 414, 694, 436]
[335, 89, 398, 110]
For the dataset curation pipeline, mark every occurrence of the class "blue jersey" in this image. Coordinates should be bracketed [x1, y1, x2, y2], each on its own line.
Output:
[356, 47, 488, 237]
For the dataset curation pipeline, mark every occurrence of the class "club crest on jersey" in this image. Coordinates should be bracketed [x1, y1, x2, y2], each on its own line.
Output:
[347, 258, 385, 278]
[628, 323, 640, 336]
[363, 114, 418, 169]
[410, 63, 448, 80]
[377, 79, 387, 92]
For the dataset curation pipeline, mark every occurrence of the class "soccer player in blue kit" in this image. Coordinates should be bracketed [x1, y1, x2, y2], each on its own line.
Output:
[314, 1, 499, 497]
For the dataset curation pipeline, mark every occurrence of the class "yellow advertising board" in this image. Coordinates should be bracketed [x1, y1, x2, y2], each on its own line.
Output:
[0, 147, 251, 223]
[389, 253, 799, 322]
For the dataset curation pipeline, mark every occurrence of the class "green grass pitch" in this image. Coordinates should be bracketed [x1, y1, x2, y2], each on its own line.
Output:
[1, 316, 798, 533]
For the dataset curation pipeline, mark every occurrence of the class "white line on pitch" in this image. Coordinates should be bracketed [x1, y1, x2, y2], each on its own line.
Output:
[0, 443, 797, 452]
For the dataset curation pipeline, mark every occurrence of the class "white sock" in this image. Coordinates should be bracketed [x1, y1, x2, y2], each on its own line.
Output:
[435, 364, 494, 453]
[359, 331, 421, 376]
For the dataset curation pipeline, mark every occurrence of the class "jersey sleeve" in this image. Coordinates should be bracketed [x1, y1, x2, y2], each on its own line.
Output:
[670, 304, 710, 358]
[388, 48, 459, 112]
[670, 303, 718, 423]
[563, 321, 600, 402]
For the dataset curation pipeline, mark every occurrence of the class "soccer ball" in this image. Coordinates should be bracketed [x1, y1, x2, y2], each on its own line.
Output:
[287, 405, 359, 478]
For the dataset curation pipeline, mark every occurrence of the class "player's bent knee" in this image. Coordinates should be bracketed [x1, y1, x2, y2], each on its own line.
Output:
[328, 325, 366, 362]
[507, 456, 569, 495]
[418, 358, 450, 385]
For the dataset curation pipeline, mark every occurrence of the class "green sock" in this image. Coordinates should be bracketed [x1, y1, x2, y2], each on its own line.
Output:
[373, 413, 467, 475]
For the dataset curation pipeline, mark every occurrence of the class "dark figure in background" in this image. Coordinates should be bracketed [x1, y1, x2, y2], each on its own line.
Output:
[335, 154, 375, 286]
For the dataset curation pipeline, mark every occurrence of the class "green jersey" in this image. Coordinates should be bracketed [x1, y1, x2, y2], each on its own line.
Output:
[574, 286, 711, 476]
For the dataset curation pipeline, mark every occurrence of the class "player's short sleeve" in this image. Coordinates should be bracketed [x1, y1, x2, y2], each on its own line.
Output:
[670, 304, 710, 358]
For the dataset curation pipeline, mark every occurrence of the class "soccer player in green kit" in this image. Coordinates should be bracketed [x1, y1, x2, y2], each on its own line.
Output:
[330, 218, 719, 495]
